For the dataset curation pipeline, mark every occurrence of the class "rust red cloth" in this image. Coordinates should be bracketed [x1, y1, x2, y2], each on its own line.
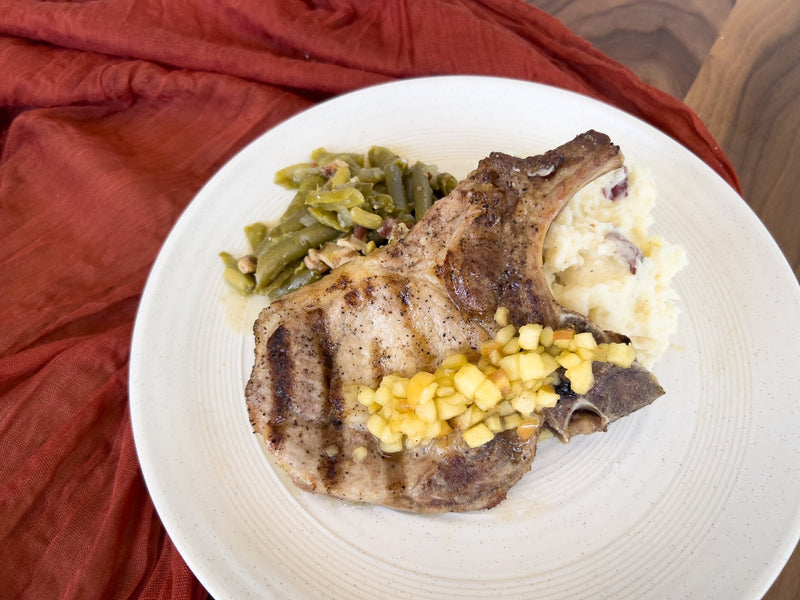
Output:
[0, 1, 739, 598]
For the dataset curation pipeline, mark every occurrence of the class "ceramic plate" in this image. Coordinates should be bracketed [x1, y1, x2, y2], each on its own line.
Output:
[129, 76, 800, 599]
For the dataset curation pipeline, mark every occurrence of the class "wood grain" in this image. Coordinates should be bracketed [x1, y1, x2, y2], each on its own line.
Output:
[527, 0, 734, 98]
[526, 1, 800, 598]
[686, 0, 800, 283]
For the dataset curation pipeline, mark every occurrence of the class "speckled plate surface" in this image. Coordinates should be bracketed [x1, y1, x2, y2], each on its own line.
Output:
[129, 76, 800, 600]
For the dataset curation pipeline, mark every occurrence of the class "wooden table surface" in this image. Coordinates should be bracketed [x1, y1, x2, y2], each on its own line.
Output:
[526, 1, 800, 598]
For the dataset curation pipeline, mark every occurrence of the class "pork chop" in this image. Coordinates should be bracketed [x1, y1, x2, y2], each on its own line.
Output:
[245, 130, 664, 513]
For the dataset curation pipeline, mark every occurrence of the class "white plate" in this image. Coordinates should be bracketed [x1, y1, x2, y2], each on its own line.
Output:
[130, 76, 800, 600]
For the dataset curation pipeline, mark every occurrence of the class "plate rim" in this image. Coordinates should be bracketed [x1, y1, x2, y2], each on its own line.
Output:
[129, 75, 800, 600]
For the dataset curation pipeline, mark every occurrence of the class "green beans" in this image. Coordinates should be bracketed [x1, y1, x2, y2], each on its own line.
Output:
[254, 223, 340, 291]
[382, 162, 409, 213]
[221, 146, 458, 298]
[243, 223, 267, 251]
[410, 162, 434, 219]
[267, 263, 322, 300]
[349, 206, 383, 229]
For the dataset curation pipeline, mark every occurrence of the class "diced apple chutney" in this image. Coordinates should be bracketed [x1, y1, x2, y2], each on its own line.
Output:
[357, 308, 637, 452]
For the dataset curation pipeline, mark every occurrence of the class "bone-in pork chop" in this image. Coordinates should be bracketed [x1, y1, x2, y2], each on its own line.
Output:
[245, 130, 664, 513]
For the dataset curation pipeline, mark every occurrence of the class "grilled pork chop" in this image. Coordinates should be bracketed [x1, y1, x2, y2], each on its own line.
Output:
[245, 130, 664, 512]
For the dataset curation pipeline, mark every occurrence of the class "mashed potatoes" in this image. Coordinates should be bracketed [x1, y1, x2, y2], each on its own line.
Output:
[543, 165, 687, 369]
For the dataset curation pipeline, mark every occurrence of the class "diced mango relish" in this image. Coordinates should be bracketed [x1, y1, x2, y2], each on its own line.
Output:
[357, 309, 636, 452]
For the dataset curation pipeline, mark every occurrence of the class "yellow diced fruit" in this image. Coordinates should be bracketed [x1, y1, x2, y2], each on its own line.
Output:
[435, 394, 469, 420]
[516, 416, 541, 440]
[540, 352, 560, 376]
[535, 385, 560, 410]
[451, 405, 487, 430]
[494, 306, 509, 326]
[415, 396, 438, 423]
[387, 414, 403, 434]
[441, 353, 468, 371]
[435, 384, 456, 397]
[454, 364, 486, 399]
[404, 435, 424, 450]
[463, 422, 495, 448]
[394, 397, 412, 412]
[519, 351, 548, 381]
[606, 342, 637, 368]
[565, 360, 595, 395]
[367, 414, 388, 439]
[518, 323, 543, 350]
[497, 354, 521, 382]
[397, 414, 428, 437]
[473, 378, 502, 411]
[546, 344, 562, 357]
[374, 384, 393, 406]
[434, 368, 455, 387]
[501, 336, 521, 355]
[380, 440, 404, 453]
[357, 386, 376, 407]
[352, 445, 368, 462]
[391, 378, 408, 398]
[383, 427, 403, 447]
[572, 331, 598, 351]
[494, 324, 517, 346]
[495, 399, 516, 416]
[489, 348, 504, 366]
[406, 371, 436, 407]
[576, 347, 596, 361]
[556, 350, 582, 369]
[484, 414, 503, 433]
[481, 339, 503, 357]
[552, 328, 574, 348]
[425, 419, 453, 439]
[502, 413, 523, 430]
[487, 368, 513, 398]
[380, 373, 401, 388]
[511, 390, 538, 416]
[539, 326, 554, 348]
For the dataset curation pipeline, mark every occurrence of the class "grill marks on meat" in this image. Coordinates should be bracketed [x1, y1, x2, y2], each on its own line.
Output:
[246, 130, 664, 512]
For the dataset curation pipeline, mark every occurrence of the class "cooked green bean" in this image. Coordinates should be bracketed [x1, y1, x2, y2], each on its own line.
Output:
[306, 187, 364, 209]
[367, 191, 394, 214]
[349, 206, 383, 229]
[244, 223, 267, 251]
[366, 146, 397, 169]
[383, 162, 408, 213]
[254, 222, 340, 290]
[219, 251, 239, 269]
[285, 174, 326, 213]
[223, 267, 255, 294]
[264, 259, 303, 295]
[356, 167, 385, 183]
[310, 148, 364, 171]
[274, 162, 315, 189]
[410, 162, 434, 219]
[435, 172, 458, 196]
[263, 210, 307, 242]
[267, 264, 322, 300]
[307, 206, 348, 232]
[222, 146, 457, 298]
